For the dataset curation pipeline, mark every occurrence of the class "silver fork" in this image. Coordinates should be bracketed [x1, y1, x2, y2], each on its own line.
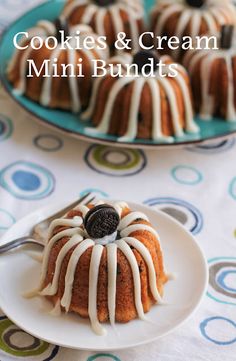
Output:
[0, 193, 95, 254]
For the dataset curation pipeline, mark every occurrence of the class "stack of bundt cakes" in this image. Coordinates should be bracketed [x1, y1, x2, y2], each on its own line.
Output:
[6, 0, 236, 142]
[7, 19, 109, 112]
[37, 201, 168, 335]
[151, 0, 236, 60]
[82, 51, 199, 142]
[62, 0, 145, 54]
[183, 25, 236, 121]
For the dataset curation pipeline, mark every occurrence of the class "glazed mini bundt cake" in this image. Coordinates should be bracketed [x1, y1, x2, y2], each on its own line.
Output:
[62, 0, 145, 54]
[7, 19, 109, 112]
[151, 0, 236, 60]
[183, 25, 236, 121]
[82, 51, 199, 142]
[37, 200, 168, 335]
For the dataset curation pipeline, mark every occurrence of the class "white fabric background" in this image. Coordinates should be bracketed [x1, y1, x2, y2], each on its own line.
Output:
[0, 1, 236, 360]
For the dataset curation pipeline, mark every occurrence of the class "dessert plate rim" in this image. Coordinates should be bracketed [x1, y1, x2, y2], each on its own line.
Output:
[1, 0, 236, 149]
[0, 199, 208, 351]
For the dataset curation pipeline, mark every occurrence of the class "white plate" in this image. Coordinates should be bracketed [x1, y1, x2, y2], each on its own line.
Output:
[0, 201, 208, 351]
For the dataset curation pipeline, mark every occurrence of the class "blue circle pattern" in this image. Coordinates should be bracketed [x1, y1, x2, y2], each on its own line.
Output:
[200, 317, 236, 345]
[80, 188, 109, 198]
[171, 165, 203, 185]
[88, 354, 121, 361]
[0, 114, 13, 141]
[187, 139, 236, 154]
[12, 170, 41, 191]
[208, 257, 236, 306]
[217, 271, 236, 293]
[0, 161, 55, 200]
[33, 134, 63, 152]
[0, 208, 15, 231]
[144, 197, 203, 235]
[229, 178, 236, 200]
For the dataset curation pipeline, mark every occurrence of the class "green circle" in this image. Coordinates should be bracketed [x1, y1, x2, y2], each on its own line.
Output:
[93, 146, 140, 170]
[88, 354, 121, 361]
[0, 319, 49, 357]
[0, 114, 13, 142]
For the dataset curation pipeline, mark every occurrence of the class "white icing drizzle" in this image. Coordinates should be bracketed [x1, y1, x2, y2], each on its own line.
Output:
[83, 55, 198, 142]
[68, 46, 81, 112]
[50, 299, 62, 316]
[159, 76, 184, 137]
[62, 0, 144, 53]
[120, 224, 159, 240]
[183, 41, 236, 121]
[40, 46, 62, 107]
[113, 201, 129, 217]
[152, 0, 236, 60]
[123, 237, 163, 304]
[37, 201, 167, 335]
[22, 289, 40, 299]
[119, 77, 145, 142]
[94, 231, 117, 246]
[118, 211, 149, 231]
[8, 20, 108, 112]
[61, 238, 95, 311]
[39, 226, 84, 288]
[148, 78, 172, 143]
[173, 67, 199, 133]
[73, 204, 89, 217]
[40, 233, 84, 296]
[116, 239, 146, 320]
[106, 243, 117, 327]
[88, 244, 106, 336]
[47, 217, 83, 239]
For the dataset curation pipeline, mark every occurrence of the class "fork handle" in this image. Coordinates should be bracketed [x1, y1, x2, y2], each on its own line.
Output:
[0, 237, 44, 254]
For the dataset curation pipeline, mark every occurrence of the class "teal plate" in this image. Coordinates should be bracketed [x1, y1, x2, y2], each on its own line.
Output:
[1, 0, 236, 148]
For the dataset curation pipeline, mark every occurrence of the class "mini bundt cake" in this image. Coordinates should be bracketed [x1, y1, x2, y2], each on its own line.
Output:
[62, 0, 145, 54]
[183, 25, 236, 121]
[151, 0, 236, 60]
[7, 19, 109, 112]
[37, 201, 168, 335]
[82, 51, 199, 142]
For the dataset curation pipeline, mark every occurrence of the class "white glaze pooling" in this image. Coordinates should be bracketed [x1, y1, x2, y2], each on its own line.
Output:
[152, 0, 236, 59]
[83, 53, 198, 142]
[7, 20, 108, 113]
[62, 0, 144, 52]
[183, 39, 236, 121]
[39, 201, 166, 335]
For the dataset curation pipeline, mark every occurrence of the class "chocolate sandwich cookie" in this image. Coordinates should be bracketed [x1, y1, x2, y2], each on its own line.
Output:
[54, 17, 70, 42]
[84, 204, 120, 239]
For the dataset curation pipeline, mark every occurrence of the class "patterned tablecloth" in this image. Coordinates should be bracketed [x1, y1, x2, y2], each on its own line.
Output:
[0, 1, 236, 360]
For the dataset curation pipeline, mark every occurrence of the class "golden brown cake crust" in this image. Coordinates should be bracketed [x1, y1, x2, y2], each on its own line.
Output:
[43, 205, 168, 324]
[63, 0, 145, 54]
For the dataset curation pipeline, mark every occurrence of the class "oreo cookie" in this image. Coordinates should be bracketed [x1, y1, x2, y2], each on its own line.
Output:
[54, 17, 70, 42]
[84, 204, 120, 239]
[186, 0, 204, 8]
[133, 50, 159, 74]
[95, 0, 116, 6]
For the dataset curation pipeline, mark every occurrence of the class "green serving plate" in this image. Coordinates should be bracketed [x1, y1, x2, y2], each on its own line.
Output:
[0, 0, 236, 148]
